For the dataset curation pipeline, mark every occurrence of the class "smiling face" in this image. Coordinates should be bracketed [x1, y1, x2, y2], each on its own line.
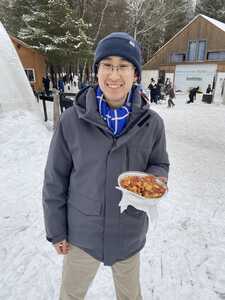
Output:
[97, 56, 137, 108]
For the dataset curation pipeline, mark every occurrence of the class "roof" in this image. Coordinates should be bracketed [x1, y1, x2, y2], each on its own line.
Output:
[10, 35, 47, 60]
[202, 15, 225, 32]
[143, 14, 225, 68]
[10, 35, 32, 49]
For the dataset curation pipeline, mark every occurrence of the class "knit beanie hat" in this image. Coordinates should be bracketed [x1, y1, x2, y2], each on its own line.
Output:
[94, 32, 142, 82]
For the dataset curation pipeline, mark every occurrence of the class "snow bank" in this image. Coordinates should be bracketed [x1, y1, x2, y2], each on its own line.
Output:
[0, 22, 36, 112]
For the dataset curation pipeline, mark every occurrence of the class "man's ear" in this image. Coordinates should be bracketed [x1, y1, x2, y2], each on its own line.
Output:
[134, 74, 138, 83]
[134, 70, 139, 83]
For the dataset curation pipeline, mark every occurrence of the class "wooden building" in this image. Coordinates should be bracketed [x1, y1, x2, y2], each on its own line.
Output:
[142, 14, 225, 102]
[11, 36, 47, 92]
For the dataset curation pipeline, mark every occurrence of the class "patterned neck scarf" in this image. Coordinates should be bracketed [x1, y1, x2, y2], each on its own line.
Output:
[96, 86, 132, 136]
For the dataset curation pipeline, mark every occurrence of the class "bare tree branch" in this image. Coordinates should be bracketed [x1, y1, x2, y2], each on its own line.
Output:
[94, 0, 110, 42]
[136, 8, 176, 36]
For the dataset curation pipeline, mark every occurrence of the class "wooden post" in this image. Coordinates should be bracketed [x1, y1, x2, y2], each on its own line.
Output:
[53, 88, 60, 129]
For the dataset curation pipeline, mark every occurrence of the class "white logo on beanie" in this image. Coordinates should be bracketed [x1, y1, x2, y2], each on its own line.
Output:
[129, 40, 135, 47]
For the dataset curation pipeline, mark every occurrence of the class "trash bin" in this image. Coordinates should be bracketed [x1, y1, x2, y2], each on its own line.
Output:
[202, 94, 213, 104]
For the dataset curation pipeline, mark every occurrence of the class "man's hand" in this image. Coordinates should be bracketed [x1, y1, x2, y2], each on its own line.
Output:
[54, 240, 70, 255]
[158, 176, 168, 185]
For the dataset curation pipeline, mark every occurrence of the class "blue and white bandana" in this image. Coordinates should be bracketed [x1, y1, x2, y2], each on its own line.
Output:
[96, 86, 132, 136]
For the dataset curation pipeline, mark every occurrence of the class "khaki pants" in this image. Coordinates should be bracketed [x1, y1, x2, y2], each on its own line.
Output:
[59, 245, 142, 300]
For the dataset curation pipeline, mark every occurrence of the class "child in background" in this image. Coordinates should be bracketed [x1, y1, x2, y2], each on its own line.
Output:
[167, 84, 175, 108]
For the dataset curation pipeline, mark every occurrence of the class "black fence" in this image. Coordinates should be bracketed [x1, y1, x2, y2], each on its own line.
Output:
[39, 94, 54, 121]
[38, 92, 76, 121]
[59, 93, 76, 113]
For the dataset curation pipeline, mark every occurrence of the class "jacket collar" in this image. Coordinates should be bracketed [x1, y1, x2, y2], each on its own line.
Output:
[74, 85, 152, 139]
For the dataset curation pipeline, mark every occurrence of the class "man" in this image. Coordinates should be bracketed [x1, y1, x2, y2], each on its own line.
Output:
[148, 78, 156, 103]
[42, 32, 169, 300]
[206, 84, 212, 94]
[42, 75, 50, 96]
[187, 86, 199, 103]
[58, 76, 65, 93]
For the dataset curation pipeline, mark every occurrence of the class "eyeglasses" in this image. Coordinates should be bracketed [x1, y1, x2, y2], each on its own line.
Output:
[98, 62, 134, 75]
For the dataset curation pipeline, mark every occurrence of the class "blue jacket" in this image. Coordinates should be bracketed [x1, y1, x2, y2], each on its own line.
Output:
[42, 86, 169, 265]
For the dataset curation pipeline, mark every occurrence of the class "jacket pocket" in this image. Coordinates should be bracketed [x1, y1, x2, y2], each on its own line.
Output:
[68, 192, 102, 216]
[127, 146, 150, 171]
[125, 205, 145, 217]
[120, 206, 148, 250]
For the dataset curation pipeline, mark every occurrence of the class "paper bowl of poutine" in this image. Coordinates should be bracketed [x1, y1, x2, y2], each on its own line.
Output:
[116, 171, 167, 208]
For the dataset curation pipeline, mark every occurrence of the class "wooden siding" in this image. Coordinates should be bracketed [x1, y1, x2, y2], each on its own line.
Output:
[159, 65, 176, 72]
[11, 37, 46, 92]
[217, 64, 225, 72]
[144, 15, 225, 70]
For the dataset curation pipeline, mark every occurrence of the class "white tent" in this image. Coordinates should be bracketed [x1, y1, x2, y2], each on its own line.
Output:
[0, 22, 36, 112]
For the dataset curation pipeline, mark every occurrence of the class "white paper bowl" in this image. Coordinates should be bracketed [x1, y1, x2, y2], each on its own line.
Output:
[117, 171, 167, 208]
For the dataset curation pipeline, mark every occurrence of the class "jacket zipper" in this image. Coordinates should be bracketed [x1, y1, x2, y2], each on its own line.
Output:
[102, 136, 117, 261]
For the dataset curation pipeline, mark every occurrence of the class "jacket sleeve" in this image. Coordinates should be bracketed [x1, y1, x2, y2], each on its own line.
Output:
[42, 120, 73, 244]
[146, 118, 170, 179]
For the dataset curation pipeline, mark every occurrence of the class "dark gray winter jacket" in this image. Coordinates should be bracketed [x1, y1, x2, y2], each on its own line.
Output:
[42, 86, 169, 266]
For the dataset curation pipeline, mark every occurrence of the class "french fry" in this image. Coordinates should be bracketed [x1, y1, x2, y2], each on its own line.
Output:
[120, 175, 166, 199]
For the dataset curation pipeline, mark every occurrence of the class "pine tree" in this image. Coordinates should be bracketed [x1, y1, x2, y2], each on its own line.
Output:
[195, 0, 225, 23]
[10, 0, 93, 66]
[0, 0, 20, 33]
[0, 1, 8, 27]
[163, 0, 192, 43]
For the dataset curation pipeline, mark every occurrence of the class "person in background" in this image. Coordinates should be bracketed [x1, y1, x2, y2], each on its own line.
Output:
[58, 77, 65, 93]
[63, 74, 68, 84]
[42, 75, 50, 96]
[187, 86, 199, 104]
[164, 78, 171, 94]
[167, 84, 175, 108]
[206, 84, 212, 94]
[42, 32, 169, 300]
[137, 83, 149, 102]
[155, 80, 161, 104]
[148, 78, 156, 103]
[69, 74, 73, 85]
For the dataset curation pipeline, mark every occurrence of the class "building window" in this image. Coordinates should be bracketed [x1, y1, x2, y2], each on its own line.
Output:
[170, 53, 185, 63]
[207, 51, 225, 61]
[187, 41, 197, 61]
[197, 40, 207, 60]
[25, 68, 35, 82]
[187, 40, 207, 61]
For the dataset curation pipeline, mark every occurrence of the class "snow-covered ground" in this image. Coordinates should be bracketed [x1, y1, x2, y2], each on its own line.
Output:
[0, 94, 225, 300]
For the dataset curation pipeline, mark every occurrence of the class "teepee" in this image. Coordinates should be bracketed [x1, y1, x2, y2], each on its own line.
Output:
[0, 22, 36, 112]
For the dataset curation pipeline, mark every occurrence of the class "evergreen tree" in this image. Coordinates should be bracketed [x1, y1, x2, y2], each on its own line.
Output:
[163, 0, 192, 43]
[195, 0, 225, 23]
[0, 0, 17, 32]
[17, 0, 93, 66]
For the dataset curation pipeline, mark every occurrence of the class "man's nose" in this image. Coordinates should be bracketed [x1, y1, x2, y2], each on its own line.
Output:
[109, 66, 120, 78]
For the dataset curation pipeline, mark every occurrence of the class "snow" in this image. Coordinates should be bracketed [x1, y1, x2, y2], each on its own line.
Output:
[0, 22, 36, 113]
[1, 94, 225, 300]
[201, 15, 225, 33]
